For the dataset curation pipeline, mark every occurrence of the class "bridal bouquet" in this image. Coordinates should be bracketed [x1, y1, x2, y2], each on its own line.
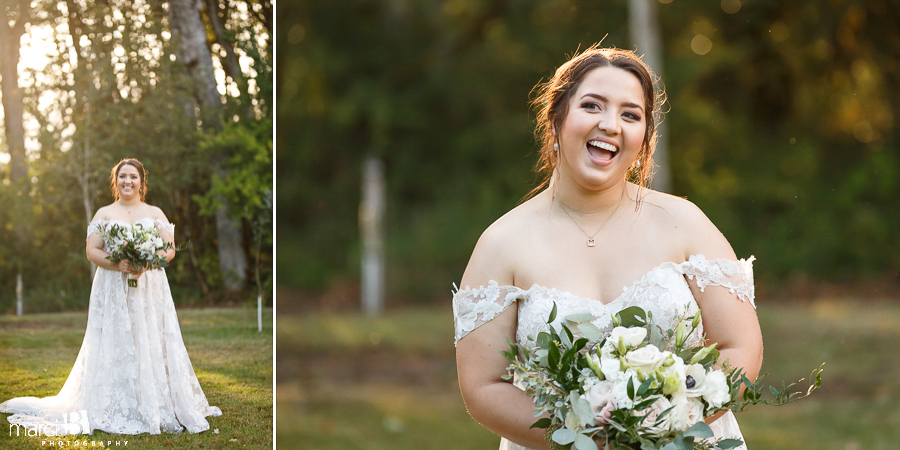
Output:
[100, 222, 175, 287]
[502, 305, 823, 450]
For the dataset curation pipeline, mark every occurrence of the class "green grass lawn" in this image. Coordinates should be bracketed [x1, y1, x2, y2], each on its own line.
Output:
[277, 300, 900, 450]
[0, 307, 273, 449]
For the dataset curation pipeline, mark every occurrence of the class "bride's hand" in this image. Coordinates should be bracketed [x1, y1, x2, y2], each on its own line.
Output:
[117, 260, 132, 273]
[116, 261, 144, 278]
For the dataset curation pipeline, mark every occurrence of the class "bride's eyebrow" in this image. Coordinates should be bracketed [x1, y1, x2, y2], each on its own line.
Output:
[580, 93, 644, 113]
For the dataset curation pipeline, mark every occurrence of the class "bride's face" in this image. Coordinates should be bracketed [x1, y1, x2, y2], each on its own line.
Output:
[116, 164, 142, 200]
[556, 66, 646, 190]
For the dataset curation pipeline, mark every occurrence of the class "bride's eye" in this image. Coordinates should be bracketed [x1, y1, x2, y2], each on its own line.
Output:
[581, 101, 601, 111]
[623, 111, 641, 121]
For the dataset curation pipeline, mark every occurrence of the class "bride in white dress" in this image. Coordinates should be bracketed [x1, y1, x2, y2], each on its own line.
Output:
[453, 46, 763, 449]
[1, 158, 221, 435]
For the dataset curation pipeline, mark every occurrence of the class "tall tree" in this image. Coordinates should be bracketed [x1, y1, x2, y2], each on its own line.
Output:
[0, 0, 31, 314]
[168, 0, 248, 290]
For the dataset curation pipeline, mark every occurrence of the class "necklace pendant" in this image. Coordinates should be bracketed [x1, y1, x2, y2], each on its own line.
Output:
[587, 238, 595, 247]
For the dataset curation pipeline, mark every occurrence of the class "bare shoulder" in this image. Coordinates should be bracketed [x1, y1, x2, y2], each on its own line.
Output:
[636, 188, 736, 260]
[145, 204, 170, 222]
[460, 196, 545, 288]
[91, 204, 115, 222]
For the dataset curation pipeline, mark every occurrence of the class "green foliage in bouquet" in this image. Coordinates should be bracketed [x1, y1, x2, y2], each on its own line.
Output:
[101, 222, 189, 274]
[502, 304, 824, 450]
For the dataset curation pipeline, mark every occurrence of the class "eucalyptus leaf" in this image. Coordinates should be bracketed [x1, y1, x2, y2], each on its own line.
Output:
[566, 312, 594, 323]
[673, 435, 693, 450]
[616, 306, 647, 327]
[717, 438, 744, 449]
[551, 428, 576, 445]
[650, 325, 666, 349]
[572, 433, 599, 450]
[682, 421, 714, 439]
[577, 322, 604, 341]
[560, 326, 573, 348]
[537, 332, 551, 348]
[570, 392, 594, 427]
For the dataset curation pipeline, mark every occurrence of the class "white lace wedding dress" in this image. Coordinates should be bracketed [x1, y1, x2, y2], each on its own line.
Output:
[1, 218, 222, 435]
[453, 254, 755, 450]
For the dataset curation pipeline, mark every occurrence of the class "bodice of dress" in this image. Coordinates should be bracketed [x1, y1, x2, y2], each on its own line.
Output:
[452, 254, 754, 450]
[452, 254, 755, 348]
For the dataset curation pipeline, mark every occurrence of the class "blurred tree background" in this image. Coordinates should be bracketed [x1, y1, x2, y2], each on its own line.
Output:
[277, 0, 900, 306]
[0, 0, 273, 313]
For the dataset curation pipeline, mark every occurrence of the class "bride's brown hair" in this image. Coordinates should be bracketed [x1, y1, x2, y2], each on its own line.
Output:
[109, 158, 149, 201]
[526, 44, 665, 200]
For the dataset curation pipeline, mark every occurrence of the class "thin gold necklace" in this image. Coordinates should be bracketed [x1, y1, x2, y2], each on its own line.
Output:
[555, 196, 622, 247]
[119, 201, 140, 214]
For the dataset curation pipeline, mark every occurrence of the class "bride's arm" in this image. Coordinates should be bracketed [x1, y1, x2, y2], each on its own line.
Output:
[455, 224, 553, 450]
[152, 207, 176, 263]
[85, 210, 132, 273]
[677, 200, 764, 423]
[457, 308, 552, 449]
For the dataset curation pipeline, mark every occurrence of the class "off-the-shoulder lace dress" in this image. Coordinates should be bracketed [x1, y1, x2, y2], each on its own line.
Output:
[1, 218, 222, 435]
[453, 255, 755, 450]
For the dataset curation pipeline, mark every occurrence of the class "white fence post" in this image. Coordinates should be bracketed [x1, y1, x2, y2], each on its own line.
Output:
[16, 272, 23, 316]
[360, 156, 385, 316]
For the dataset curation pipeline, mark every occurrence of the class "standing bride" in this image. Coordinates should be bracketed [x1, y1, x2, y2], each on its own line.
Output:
[453, 46, 762, 449]
[1, 158, 221, 435]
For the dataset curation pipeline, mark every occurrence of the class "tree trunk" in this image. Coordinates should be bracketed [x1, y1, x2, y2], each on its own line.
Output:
[204, 0, 250, 110]
[629, 0, 671, 193]
[169, 0, 248, 290]
[0, 0, 30, 313]
[0, 0, 28, 187]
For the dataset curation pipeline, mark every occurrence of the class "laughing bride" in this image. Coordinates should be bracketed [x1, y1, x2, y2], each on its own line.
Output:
[452, 46, 762, 449]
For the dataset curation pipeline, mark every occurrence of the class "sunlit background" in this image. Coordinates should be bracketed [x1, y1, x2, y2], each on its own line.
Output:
[0, 0, 272, 312]
[277, 0, 899, 449]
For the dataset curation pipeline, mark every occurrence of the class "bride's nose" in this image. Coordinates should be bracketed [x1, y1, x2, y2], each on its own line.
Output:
[597, 112, 620, 135]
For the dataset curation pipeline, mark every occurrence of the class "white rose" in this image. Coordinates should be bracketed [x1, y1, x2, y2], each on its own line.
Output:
[635, 396, 673, 436]
[701, 370, 731, 409]
[583, 380, 617, 425]
[684, 364, 708, 398]
[623, 345, 668, 373]
[668, 394, 704, 431]
[609, 326, 647, 349]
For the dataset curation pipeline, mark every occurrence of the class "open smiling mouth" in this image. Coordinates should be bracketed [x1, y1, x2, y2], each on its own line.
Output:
[586, 140, 619, 163]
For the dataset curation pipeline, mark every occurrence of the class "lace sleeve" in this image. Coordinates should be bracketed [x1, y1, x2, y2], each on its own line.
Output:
[154, 219, 175, 236]
[452, 281, 525, 346]
[680, 254, 756, 308]
[86, 221, 104, 240]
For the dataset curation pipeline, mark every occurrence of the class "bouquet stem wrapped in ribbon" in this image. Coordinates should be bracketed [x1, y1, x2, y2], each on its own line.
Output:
[502, 304, 823, 450]
[99, 222, 180, 288]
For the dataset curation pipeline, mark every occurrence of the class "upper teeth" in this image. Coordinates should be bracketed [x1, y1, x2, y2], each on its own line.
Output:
[589, 141, 618, 152]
